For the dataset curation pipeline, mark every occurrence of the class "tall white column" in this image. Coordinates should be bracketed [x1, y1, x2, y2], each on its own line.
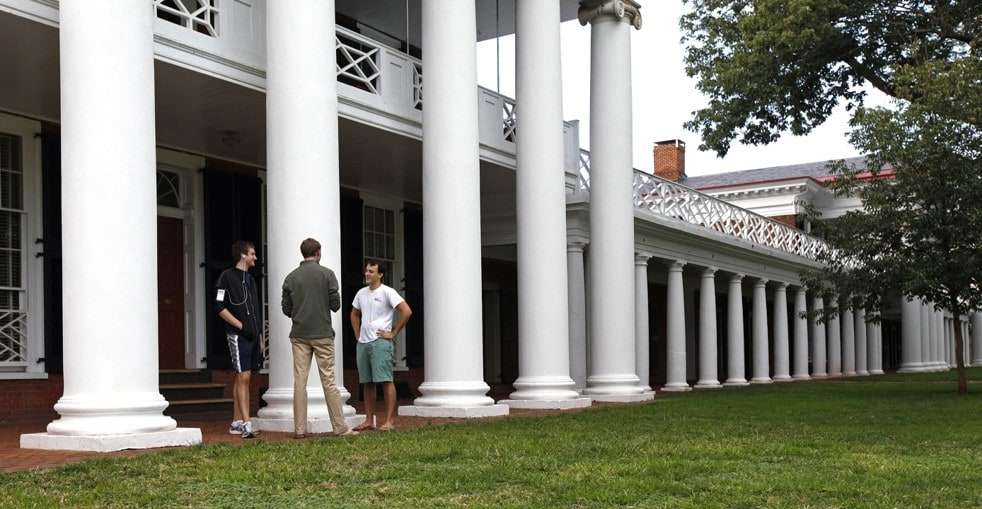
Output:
[750, 279, 771, 384]
[400, 0, 507, 417]
[695, 267, 722, 389]
[725, 274, 749, 386]
[827, 296, 842, 376]
[841, 305, 856, 376]
[811, 295, 828, 377]
[21, 0, 201, 451]
[874, 318, 885, 374]
[580, 1, 650, 402]
[899, 297, 924, 372]
[772, 283, 791, 382]
[855, 308, 868, 376]
[663, 261, 691, 391]
[973, 313, 982, 366]
[919, 301, 932, 370]
[792, 287, 810, 380]
[866, 312, 881, 375]
[503, 0, 588, 410]
[254, 0, 363, 433]
[632, 254, 654, 393]
[567, 242, 588, 391]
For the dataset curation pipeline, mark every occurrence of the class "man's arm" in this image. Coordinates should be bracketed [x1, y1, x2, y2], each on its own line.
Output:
[327, 271, 341, 312]
[218, 308, 243, 331]
[214, 271, 243, 331]
[378, 301, 412, 340]
[281, 281, 293, 317]
[350, 308, 362, 340]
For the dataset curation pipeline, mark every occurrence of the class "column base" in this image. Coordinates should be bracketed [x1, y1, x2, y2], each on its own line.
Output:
[398, 404, 510, 418]
[694, 381, 722, 390]
[723, 379, 750, 387]
[772, 375, 793, 382]
[792, 374, 811, 380]
[843, 371, 857, 377]
[660, 383, 691, 392]
[252, 414, 365, 434]
[897, 365, 929, 373]
[21, 428, 201, 453]
[856, 370, 870, 376]
[499, 398, 592, 410]
[869, 369, 885, 375]
[750, 377, 773, 384]
[588, 392, 655, 402]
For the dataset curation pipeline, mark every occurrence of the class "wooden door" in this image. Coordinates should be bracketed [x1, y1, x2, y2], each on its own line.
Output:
[157, 216, 186, 369]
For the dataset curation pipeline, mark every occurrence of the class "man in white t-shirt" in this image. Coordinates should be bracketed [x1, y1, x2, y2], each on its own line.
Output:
[350, 260, 412, 431]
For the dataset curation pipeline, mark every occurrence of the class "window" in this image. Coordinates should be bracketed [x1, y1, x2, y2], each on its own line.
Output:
[154, 0, 219, 37]
[156, 170, 182, 208]
[363, 205, 395, 278]
[0, 134, 26, 364]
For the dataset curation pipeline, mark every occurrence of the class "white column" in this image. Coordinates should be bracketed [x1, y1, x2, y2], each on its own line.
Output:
[899, 297, 923, 372]
[567, 242, 588, 391]
[841, 305, 856, 376]
[502, 0, 587, 410]
[695, 267, 722, 389]
[811, 295, 828, 377]
[855, 308, 869, 376]
[580, 1, 649, 402]
[866, 312, 881, 375]
[254, 0, 363, 433]
[771, 283, 791, 382]
[400, 0, 508, 417]
[750, 279, 771, 384]
[972, 313, 982, 366]
[792, 287, 810, 380]
[21, 1, 201, 451]
[725, 274, 749, 386]
[827, 296, 842, 376]
[873, 318, 885, 374]
[663, 261, 690, 391]
[920, 301, 933, 370]
[947, 315, 955, 368]
[634, 254, 654, 393]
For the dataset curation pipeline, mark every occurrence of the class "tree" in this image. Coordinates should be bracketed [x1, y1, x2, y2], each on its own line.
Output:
[803, 58, 981, 393]
[680, 0, 981, 156]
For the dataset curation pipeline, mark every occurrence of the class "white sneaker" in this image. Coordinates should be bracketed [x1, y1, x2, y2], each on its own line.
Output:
[228, 420, 244, 435]
[241, 421, 258, 439]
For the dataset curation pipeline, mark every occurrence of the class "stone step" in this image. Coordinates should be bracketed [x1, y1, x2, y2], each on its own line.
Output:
[164, 398, 233, 418]
[159, 369, 211, 385]
[160, 383, 227, 402]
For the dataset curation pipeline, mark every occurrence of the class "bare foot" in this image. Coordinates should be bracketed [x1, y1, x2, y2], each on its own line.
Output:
[353, 422, 375, 432]
[378, 423, 394, 432]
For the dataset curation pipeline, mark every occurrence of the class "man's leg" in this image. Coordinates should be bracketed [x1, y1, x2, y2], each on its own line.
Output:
[235, 371, 252, 422]
[227, 334, 244, 430]
[354, 341, 375, 430]
[291, 338, 314, 436]
[310, 338, 351, 434]
[380, 381, 397, 429]
[358, 383, 377, 430]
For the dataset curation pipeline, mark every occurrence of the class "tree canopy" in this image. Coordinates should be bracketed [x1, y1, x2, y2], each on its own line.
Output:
[681, 0, 981, 156]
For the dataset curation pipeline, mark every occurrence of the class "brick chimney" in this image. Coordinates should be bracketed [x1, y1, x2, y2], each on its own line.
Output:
[653, 139, 686, 182]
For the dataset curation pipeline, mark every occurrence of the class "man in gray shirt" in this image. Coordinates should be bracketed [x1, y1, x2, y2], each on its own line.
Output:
[282, 237, 357, 438]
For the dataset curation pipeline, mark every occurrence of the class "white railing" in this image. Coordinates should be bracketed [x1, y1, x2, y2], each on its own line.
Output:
[154, 0, 219, 37]
[578, 152, 827, 260]
[336, 31, 382, 95]
[0, 310, 28, 366]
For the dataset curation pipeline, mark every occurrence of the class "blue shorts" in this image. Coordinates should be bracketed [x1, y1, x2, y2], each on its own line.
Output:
[356, 339, 394, 383]
[227, 333, 261, 373]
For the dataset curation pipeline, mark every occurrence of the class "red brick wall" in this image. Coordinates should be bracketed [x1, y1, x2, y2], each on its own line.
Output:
[0, 376, 62, 420]
[770, 214, 798, 227]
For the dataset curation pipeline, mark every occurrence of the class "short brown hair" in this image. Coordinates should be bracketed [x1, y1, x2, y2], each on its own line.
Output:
[365, 259, 385, 278]
[232, 240, 255, 263]
[300, 238, 321, 258]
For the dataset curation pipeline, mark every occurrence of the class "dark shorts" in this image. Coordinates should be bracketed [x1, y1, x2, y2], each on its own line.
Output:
[227, 333, 261, 373]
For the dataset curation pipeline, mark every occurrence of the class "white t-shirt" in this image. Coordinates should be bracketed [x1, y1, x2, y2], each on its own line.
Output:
[352, 284, 405, 343]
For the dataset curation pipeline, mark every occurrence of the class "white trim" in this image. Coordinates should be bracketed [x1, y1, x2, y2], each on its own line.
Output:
[156, 148, 206, 369]
[0, 371, 48, 380]
[0, 112, 44, 375]
[360, 191, 408, 371]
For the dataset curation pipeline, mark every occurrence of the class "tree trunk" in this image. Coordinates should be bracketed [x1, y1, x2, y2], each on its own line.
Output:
[952, 312, 969, 395]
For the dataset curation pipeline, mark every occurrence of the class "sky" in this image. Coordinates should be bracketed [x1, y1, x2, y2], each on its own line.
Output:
[476, 3, 890, 177]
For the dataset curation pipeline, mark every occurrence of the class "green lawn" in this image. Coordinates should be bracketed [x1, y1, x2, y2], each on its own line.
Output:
[3, 369, 981, 509]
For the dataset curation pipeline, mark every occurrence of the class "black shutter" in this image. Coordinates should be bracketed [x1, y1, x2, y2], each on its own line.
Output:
[403, 203, 423, 368]
[340, 188, 363, 369]
[203, 169, 262, 369]
[41, 130, 63, 373]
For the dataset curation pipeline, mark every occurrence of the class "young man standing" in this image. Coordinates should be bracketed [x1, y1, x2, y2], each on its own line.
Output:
[215, 240, 263, 439]
[351, 261, 412, 431]
[281, 238, 356, 438]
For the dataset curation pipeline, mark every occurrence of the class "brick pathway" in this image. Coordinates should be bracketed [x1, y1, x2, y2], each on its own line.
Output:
[0, 401, 578, 474]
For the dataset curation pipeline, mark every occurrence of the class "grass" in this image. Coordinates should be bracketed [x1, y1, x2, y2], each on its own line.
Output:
[2, 369, 981, 508]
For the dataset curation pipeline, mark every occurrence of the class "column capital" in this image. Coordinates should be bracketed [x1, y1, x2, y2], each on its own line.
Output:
[702, 266, 718, 277]
[634, 252, 652, 265]
[773, 281, 788, 290]
[754, 278, 769, 288]
[667, 259, 686, 272]
[578, 0, 642, 29]
[730, 273, 745, 283]
[567, 240, 588, 253]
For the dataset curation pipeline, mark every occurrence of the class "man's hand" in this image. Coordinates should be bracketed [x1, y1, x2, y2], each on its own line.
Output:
[377, 329, 395, 340]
